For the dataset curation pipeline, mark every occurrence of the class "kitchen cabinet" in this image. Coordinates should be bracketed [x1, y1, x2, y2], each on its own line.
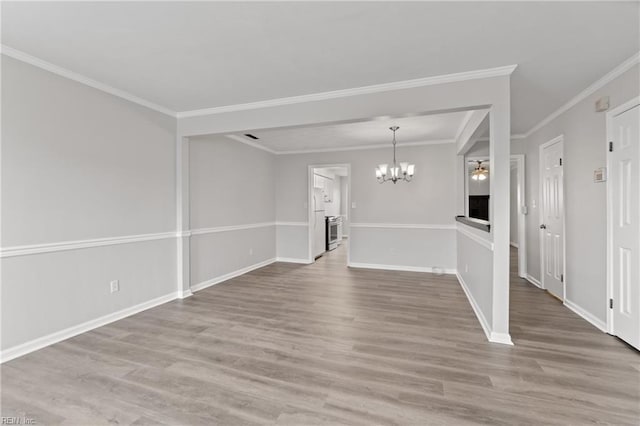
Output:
[314, 173, 333, 202]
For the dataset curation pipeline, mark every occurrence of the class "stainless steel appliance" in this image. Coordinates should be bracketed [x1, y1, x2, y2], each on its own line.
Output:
[326, 216, 339, 251]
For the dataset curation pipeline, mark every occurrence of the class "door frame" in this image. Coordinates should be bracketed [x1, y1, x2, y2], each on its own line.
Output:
[307, 163, 351, 264]
[606, 96, 640, 334]
[511, 154, 527, 278]
[538, 135, 566, 300]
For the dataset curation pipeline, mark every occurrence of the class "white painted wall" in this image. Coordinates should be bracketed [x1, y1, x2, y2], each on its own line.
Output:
[518, 64, 639, 323]
[457, 225, 494, 327]
[188, 136, 276, 287]
[275, 143, 458, 270]
[1, 56, 177, 351]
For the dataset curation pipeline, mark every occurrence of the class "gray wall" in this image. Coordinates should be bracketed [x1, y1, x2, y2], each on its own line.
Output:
[339, 176, 350, 236]
[510, 166, 519, 245]
[457, 229, 494, 327]
[189, 136, 276, 286]
[275, 143, 457, 269]
[1, 56, 177, 350]
[518, 64, 639, 323]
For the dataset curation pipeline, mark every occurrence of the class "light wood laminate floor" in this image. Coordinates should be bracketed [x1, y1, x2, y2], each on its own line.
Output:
[2, 243, 639, 425]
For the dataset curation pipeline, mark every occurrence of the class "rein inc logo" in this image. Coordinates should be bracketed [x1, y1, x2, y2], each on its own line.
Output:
[1, 417, 36, 425]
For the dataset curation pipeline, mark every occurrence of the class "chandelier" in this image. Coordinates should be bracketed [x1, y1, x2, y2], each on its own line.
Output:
[471, 161, 488, 181]
[375, 126, 415, 184]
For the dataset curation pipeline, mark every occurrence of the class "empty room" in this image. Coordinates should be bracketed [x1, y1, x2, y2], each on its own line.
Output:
[1, 1, 639, 425]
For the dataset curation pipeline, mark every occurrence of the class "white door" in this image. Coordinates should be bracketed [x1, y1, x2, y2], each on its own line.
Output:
[609, 103, 640, 349]
[540, 137, 564, 299]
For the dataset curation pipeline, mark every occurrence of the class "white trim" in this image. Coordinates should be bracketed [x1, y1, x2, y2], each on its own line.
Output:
[456, 273, 513, 345]
[525, 51, 640, 138]
[511, 154, 527, 278]
[456, 224, 494, 251]
[510, 242, 519, 248]
[275, 221, 308, 227]
[538, 135, 566, 300]
[0, 291, 179, 363]
[190, 222, 275, 236]
[276, 257, 312, 264]
[1, 45, 176, 117]
[225, 134, 278, 155]
[278, 139, 454, 155]
[350, 223, 456, 230]
[489, 332, 514, 345]
[176, 65, 517, 118]
[191, 258, 276, 292]
[525, 274, 543, 289]
[605, 96, 640, 335]
[349, 262, 456, 274]
[178, 289, 193, 299]
[0, 231, 177, 258]
[564, 299, 608, 333]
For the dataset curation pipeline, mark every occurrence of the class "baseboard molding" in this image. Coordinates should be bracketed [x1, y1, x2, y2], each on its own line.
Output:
[0, 291, 179, 364]
[525, 274, 542, 288]
[191, 258, 276, 293]
[275, 257, 312, 264]
[564, 299, 607, 332]
[348, 262, 456, 274]
[510, 242, 519, 248]
[456, 273, 513, 346]
[178, 289, 193, 299]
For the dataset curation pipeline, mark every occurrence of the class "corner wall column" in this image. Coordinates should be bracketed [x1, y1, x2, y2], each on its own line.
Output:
[489, 85, 512, 344]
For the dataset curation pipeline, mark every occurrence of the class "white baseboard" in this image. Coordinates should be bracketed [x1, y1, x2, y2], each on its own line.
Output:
[275, 257, 312, 264]
[564, 299, 607, 332]
[178, 289, 193, 299]
[510, 242, 519, 248]
[525, 274, 542, 288]
[456, 273, 513, 346]
[348, 262, 456, 274]
[191, 258, 276, 293]
[489, 332, 514, 345]
[1, 291, 179, 364]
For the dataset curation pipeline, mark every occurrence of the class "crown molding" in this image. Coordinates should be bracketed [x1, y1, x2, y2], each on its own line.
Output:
[276, 138, 456, 155]
[176, 64, 518, 118]
[1, 45, 177, 118]
[523, 51, 640, 138]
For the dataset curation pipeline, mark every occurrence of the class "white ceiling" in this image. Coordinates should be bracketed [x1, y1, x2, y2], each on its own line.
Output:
[234, 111, 468, 153]
[2, 2, 638, 134]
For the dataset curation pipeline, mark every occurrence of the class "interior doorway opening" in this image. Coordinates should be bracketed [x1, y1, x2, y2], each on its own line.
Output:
[308, 164, 351, 265]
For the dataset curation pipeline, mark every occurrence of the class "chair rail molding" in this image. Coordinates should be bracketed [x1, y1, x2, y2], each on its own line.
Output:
[0, 231, 177, 258]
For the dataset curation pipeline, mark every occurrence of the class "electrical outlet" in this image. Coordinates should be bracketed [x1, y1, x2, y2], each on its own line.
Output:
[110, 280, 119, 293]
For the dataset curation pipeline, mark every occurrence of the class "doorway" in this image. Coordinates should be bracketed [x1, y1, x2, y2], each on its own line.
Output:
[606, 97, 640, 350]
[307, 164, 351, 264]
[539, 135, 565, 300]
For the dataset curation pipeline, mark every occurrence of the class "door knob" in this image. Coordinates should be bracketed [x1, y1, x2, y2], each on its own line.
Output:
[540, 224, 547, 229]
